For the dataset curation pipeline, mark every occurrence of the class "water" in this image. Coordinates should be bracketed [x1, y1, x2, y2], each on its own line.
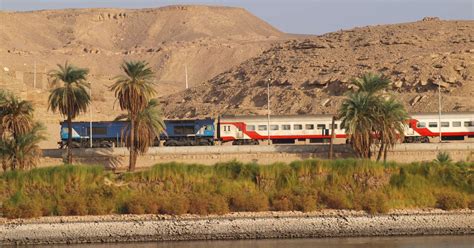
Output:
[26, 235, 474, 248]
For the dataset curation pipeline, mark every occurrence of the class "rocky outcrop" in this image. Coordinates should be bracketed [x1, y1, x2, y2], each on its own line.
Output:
[162, 19, 474, 118]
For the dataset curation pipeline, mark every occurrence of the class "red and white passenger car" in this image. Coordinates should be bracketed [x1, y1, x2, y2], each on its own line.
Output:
[218, 112, 474, 145]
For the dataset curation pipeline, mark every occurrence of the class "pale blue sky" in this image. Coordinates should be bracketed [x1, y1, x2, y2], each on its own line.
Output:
[0, 0, 472, 34]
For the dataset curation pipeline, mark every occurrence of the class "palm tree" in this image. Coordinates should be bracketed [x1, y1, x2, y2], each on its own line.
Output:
[115, 99, 165, 155]
[0, 123, 45, 171]
[48, 62, 90, 164]
[340, 91, 381, 158]
[351, 73, 390, 95]
[110, 61, 156, 171]
[0, 92, 34, 139]
[375, 98, 409, 162]
[0, 90, 9, 139]
[340, 73, 408, 161]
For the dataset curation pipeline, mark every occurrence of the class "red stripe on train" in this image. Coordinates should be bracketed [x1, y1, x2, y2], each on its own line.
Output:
[220, 122, 347, 141]
[409, 119, 474, 137]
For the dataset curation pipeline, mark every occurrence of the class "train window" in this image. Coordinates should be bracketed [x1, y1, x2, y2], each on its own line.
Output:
[175, 126, 195, 135]
[329, 124, 338, 130]
[258, 125, 267, 131]
[247, 125, 255, 131]
[294, 124, 303, 130]
[441, 122, 449, 127]
[317, 124, 326, 130]
[282, 124, 291, 130]
[86, 127, 107, 135]
[428, 122, 438, 128]
[270, 125, 279, 130]
[453, 122, 461, 127]
[465, 121, 474, 127]
[417, 122, 426, 128]
[205, 125, 213, 131]
[305, 124, 314, 130]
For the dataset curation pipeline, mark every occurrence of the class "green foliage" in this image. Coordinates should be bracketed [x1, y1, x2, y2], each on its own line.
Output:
[435, 190, 468, 210]
[339, 72, 408, 160]
[435, 152, 452, 164]
[48, 62, 90, 119]
[48, 62, 90, 164]
[110, 60, 157, 171]
[0, 160, 472, 219]
[0, 90, 45, 171]
[115, 99, 165, 155]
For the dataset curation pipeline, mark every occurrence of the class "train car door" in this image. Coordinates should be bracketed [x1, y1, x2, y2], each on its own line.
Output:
[235, 125, 243, 139]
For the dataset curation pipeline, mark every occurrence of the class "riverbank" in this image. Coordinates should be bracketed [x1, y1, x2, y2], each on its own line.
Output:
[2, 161, 473, 219]
[1, 209, 473, 245]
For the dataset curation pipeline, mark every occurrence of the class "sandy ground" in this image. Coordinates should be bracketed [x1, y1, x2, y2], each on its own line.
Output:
[1, 209, 473, 245]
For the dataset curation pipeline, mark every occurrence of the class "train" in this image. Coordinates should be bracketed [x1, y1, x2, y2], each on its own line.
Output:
[58, 112, 474, 148]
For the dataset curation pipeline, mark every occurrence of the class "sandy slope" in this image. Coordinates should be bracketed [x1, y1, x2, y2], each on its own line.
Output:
[0, 5, 290, 148]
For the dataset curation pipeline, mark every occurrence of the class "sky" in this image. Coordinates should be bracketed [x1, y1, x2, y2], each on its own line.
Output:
[0, 0, 472, 34]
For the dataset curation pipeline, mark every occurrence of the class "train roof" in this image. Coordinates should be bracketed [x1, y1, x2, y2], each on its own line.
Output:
[220, 114, 334, 122]
[221, 112, 474, 121]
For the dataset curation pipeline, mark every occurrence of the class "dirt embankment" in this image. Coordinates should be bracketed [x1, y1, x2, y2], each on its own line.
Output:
[1, 210, 473, 245]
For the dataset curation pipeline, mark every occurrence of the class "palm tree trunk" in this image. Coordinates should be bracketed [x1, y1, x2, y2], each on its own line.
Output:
[383, 143, 389, 163]
[129, 117, 135, 171]
[376, 135, 384, 162]
[67, 109, 72, 164]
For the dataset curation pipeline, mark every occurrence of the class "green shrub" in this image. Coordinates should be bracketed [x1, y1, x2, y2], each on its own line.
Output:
[435, 190, 468, 210]
[57, 194, 88, 216]
[3, 199, 42, 218]
[361, 191, 389, 214]
[319, 189, 351, 210]
[188, 192, 229, 215]
[229, 188, 268, 212]
[0, 160, 472, 218]
[435, 152, 452, 164]
[160, 195, 190, 215]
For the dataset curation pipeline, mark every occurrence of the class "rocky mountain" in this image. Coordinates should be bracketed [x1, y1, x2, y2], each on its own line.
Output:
[0, 5, 291, 147]
[162, 18, 474, 118]
[0, 5, 287, 107]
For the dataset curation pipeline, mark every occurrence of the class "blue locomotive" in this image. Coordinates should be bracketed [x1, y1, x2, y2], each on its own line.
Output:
[59, 118, 216, 148]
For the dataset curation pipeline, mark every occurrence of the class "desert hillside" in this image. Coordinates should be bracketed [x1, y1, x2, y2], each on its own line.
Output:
[0, 5, 286, 109]
[163, 18, 474, 118]
[0, 5, 290, 147]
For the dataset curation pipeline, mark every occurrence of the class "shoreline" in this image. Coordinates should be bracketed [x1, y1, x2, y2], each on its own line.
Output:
[1, 209, 473, 245]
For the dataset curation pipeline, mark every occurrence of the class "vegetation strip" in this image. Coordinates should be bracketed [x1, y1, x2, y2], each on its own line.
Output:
[1, 159, 472, 219]
[1, 211, 473, 245]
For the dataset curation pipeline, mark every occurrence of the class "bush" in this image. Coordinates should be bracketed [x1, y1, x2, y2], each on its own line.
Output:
[229, 189, 268, 212]
[319, 190, 351, 210]
[188, 192, 229, 215]
[361, 191, 389, 214]
[57, 195, 88, 216]
[436, 191, 468, 210]
[160, 195, 190, 215]
[3, 199, 43, 218]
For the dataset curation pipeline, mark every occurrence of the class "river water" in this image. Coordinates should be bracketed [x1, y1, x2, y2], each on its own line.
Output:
[29, 235, 474, 248]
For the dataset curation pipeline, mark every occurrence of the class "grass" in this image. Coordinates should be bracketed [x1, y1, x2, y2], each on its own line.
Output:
[0, 159, 473, 218]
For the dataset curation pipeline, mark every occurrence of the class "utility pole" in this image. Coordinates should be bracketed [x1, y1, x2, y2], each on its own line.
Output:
[89, 83, 93, 148]
[329, 116, 336, 159]
[267, 78, 271, 145]
[185, 65, 189, 89]
[438, 81, 442, 143]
